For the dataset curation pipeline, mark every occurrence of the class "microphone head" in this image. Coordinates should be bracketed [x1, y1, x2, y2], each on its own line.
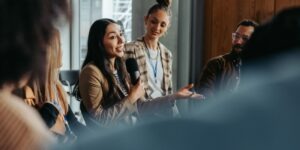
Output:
[126, 58, 139, 73]
[126, 58, 140, 85]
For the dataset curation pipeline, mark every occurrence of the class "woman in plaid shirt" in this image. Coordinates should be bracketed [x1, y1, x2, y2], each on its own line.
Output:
[125, 0, 203, 119]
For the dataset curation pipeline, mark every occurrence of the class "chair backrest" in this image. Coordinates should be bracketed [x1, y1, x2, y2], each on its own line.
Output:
[59, 70, 79, 86]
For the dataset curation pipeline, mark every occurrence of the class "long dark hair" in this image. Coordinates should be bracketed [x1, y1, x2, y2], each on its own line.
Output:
[78, 19, 130, 108]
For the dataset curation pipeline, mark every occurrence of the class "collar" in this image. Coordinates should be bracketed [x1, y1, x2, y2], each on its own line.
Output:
[137, 36, 162, 50]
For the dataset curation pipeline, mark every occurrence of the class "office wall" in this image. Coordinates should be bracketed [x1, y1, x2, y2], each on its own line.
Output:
[201, 0, 300, 66]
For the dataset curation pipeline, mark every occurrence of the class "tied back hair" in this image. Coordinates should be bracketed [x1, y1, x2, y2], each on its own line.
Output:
[147, 0, 172, 17]
[156, 0, 172, 7]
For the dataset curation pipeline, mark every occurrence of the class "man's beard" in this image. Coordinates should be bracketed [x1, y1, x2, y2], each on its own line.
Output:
[232, 44, 243, 54]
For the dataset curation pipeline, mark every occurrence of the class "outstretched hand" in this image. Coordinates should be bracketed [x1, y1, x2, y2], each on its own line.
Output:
[175, 84, 205, 100]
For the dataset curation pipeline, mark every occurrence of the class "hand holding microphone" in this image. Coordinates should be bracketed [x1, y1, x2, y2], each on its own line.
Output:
[127, 79, 144, 104]
[126, 58, 145, 103]
[126, 58, 140, 85]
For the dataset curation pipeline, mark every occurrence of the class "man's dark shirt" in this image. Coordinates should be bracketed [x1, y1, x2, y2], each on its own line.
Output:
[195, 50, 241, 98]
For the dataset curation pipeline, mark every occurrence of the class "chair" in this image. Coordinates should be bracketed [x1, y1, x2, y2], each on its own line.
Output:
[59, 70, 79, 92]
[59, 69, 79, 102]
[59, 70, 83, 122]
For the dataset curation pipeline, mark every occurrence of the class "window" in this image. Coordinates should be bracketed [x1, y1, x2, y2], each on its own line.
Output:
[77, 0, 132, 68]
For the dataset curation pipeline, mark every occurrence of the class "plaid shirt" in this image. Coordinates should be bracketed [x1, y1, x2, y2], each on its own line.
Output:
[124, 37, 173, 100]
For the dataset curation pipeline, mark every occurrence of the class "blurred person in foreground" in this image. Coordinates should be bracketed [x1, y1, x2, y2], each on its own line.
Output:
[16, 29, 86, 143]
[0, 0, 70, 149]
[61, 7, 300, 150]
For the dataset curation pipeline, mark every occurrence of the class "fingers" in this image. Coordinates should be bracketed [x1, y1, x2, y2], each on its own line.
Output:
[189, 91, 195, 97]
[180, 83, 194, 91]
[190, 93, 205, 100]
[129, 78, 145, 103]
[188, 83, 194, 88]
[185, 83, 194, 89]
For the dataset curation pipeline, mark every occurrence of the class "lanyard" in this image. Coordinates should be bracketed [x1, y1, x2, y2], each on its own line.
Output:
[142, 37, 160, 82]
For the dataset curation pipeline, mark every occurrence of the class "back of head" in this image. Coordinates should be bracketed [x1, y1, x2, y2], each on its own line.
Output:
[0, 0, 70, 87]
[242, 7, 300, 63]
[240, 7, 300, 87]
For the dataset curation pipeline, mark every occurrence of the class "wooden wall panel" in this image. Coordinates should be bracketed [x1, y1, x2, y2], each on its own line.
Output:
[254, 0, 275, 23]
[202, 0, 300, 65]
[203, 0, 213, 64]
[203, 0, 276, 64]
[210, 0, 230, 61]
[275, 0, 300, 12]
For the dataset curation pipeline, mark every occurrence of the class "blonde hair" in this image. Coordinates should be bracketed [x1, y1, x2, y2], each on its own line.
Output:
[33, 29, 68, 114]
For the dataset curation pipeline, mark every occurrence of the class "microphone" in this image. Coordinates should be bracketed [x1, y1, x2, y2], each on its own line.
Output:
[126, 58, 140, 85]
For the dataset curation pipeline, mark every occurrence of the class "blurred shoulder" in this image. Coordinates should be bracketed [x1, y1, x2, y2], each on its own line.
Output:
[81, 63, 102, 78]
[0, 94, 54, 149]
[207, 53, 227, 63]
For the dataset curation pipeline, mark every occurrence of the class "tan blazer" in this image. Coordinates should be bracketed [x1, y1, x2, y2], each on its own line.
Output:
[79, 63, 138, 127]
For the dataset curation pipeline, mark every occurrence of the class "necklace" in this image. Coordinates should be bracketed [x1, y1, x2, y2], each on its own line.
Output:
[143, 37, 160, 83]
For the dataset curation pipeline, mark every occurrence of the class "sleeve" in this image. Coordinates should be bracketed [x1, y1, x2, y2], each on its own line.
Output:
[124, 42, 137, 60]
[137, 94, 177, 119]
[38, 103, 60, 128]
[79, 65, 137, 125]
[195, 58, 221, 98]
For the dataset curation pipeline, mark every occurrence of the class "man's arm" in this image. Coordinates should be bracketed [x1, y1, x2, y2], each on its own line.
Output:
[195, 58, 222, 98]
